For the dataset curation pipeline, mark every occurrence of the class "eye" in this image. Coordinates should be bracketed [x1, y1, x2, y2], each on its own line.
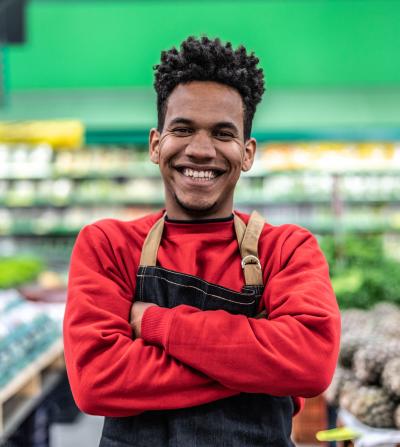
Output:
[214, 130, 235, 140]
[172, 127, 193, 136]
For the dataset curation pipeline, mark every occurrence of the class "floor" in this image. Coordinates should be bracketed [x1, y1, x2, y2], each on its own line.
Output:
[51, 413, 104, 447]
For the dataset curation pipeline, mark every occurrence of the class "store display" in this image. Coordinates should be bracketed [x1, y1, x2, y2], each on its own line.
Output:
[338, 308, 374, 368]
[382, 358, 400, 398]
[337, 408, 400, 444]
[0, 289, 61, 388]
[259, 142, 400, 172]
[0, 256, 43, 289]
[326, 303, 400, 429]
[341, 385, 395, 429]
[321, 235, 400, 309]
[324, 366, 358, 407]
[395, 405, 400, 429]
[2, 138, 400, 438]
[353, 340, 400, 385]
[1, 142, 400, 241]
[0, 121, 84, 148]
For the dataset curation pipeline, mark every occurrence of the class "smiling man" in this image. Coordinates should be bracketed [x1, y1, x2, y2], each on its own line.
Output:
[64, 36, 341, 447]
[150, 80, 255, 219]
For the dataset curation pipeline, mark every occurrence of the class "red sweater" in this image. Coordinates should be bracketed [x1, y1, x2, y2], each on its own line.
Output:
[64, 210, 340, 417]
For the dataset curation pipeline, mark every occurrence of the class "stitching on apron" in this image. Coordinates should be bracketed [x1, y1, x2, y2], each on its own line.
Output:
[141, 266, 259, 297]
[136, 274, 256, 306]
[140, 266, 146, 301]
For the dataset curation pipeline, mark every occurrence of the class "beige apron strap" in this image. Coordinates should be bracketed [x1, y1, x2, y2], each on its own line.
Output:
[234, 211, 265, 286]
[140, 211, 265, 285]
[139, 215, 166, 266]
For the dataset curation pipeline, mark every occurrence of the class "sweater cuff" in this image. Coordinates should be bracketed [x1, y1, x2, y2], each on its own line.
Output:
[141, 305, 174, 348]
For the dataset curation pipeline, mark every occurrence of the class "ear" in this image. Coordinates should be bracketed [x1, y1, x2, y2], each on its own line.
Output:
[241, 137, 257, 172]
[149, 128, 161, 164]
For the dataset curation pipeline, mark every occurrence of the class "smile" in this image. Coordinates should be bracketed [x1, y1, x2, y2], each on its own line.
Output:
[175, 166, 225, 182]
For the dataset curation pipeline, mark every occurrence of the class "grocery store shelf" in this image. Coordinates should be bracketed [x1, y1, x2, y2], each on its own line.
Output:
[2, 198, 400, 209]
[2, 221, 400, 237]
[2, 168, 400, 182]
[0, 227, 80, 237]
[0, 338, 64, 440]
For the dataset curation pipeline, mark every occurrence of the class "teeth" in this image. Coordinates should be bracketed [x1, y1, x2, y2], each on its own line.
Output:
[182, 168, 217, 179]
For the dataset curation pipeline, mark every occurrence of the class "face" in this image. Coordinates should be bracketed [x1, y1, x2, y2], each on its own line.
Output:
[149, 81, 256, 220]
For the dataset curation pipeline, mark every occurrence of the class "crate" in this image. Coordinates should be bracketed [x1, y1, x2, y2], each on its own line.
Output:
[0, 338, 64, 441]
[292, 394, 327, 445]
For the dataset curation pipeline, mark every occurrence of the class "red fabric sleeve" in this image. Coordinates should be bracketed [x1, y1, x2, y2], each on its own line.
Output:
[141, 226, 341, 398]
[63, 224, 237, 417]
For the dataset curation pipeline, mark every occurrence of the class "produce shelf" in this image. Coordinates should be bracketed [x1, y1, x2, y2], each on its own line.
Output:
[2, 169, 400, 182]
[0, 338, 64, 441]
[2, 198, 400, 208]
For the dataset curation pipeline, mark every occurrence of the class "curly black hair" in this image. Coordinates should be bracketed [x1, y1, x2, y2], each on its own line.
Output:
[154, 36, 265, 140]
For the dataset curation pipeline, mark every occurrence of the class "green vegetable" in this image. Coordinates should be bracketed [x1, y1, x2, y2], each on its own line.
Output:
[319, 235, 400, 309]
[0, 257, 44, 289]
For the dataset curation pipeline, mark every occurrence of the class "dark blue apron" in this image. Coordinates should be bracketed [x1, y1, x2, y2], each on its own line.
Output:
[100, 212, 295, 446]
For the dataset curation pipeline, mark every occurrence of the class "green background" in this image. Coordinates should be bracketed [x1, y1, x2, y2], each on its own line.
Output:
[2, 0, 399, 140]
[7, 0, 400, 90]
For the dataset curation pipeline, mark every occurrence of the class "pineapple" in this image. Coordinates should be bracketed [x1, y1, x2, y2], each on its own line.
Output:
[353, 339, 400, 385]
[339, 308, 375, 368]
[394, 404, 400, 429]
[324, 367, 356, 406]
[346, 386, 395, 428]
[382, 357, 400, 398]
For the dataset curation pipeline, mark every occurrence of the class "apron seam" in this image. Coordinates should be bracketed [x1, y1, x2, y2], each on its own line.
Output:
[136, 274, 256, 306]
[139, 266, 258, 297]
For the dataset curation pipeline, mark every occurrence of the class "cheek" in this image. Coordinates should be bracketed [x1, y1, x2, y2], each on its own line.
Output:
[159, 138, 186, 166]
[224, 146, 245, 170]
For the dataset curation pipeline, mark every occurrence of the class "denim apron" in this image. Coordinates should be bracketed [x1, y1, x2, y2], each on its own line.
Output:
[100, 212, 295, 446]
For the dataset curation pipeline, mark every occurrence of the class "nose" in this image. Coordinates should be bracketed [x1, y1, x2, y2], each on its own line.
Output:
[185, 130, 216, 159]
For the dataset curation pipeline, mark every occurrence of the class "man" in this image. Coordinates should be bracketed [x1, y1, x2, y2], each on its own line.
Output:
[64, 36, 340, 446]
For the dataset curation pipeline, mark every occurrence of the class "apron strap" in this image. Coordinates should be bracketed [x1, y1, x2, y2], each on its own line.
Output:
[234, 211, 265, 286]
[140, 211, 265, 287]
[139, 214, 165, 266]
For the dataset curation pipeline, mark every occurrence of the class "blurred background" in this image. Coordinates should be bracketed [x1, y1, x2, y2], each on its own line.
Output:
[0, 1, 400, 446]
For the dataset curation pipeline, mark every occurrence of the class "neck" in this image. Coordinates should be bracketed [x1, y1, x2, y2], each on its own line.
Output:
[165, 207, 234, 221]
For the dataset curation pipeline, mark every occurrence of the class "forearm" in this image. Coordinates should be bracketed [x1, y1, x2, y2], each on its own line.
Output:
[64, 325, 237, 416]
[64, 223, 237, 417]
[141, 304, 339, 397]
[140, 229, 341, 398]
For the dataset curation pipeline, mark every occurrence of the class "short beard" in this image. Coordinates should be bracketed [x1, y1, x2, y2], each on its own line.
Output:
[174, 193, 218, 217]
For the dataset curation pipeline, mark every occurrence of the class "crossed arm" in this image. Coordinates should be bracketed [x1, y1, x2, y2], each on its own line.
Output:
[63, 223, 340, 416]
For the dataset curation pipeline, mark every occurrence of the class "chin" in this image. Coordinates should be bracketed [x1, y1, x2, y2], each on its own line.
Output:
[175, 194, 218, 215]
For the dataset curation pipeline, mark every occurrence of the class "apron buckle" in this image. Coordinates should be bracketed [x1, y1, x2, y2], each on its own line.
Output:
[241, 255, 261, 270]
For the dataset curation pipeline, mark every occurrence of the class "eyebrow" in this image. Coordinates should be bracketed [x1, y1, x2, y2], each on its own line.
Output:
[214, 121, 239, 133]
[168, 117, 194, 126]
[168, 117, 239, 133]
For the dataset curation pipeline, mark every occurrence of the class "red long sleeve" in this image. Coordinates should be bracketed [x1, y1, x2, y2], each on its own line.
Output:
[64, 211, 340, 417]
[141, 225, 341, 398]
[64, 221, 237, 416]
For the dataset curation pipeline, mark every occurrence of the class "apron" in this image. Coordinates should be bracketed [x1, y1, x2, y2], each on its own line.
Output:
[100, 211, 294, 447]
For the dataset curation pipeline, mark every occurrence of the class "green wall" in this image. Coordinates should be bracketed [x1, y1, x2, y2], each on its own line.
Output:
[7, 0, 400, 90]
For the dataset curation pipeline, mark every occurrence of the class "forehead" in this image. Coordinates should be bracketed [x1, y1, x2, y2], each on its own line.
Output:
[164, 81, 244, 128]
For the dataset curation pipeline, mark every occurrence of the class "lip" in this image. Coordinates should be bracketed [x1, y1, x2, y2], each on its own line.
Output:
[175, 167, 222, 187]
[173, 164, 227, 175]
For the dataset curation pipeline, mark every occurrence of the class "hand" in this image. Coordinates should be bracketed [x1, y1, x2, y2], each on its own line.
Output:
[130, 301, 158, 338]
